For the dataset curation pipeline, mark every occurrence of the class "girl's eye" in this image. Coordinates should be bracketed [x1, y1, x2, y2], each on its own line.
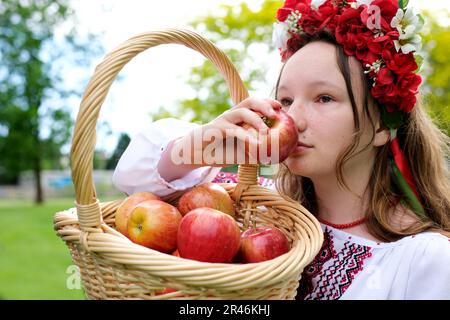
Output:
[317, 95, 334, 104]
[279, 98, 293, 108]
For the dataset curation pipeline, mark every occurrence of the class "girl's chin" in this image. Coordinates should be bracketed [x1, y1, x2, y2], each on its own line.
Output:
[285, 159, 308, 176]
[285, 155, 327, 178]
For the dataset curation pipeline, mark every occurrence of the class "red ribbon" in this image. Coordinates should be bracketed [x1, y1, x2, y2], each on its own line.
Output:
[390, 137, 421, 202]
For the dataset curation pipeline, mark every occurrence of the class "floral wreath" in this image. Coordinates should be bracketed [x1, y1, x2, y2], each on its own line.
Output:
[272, 0, 426, 217]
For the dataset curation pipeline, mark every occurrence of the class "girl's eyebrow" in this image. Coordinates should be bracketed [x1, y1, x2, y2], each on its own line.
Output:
[278, 80, 344, 92]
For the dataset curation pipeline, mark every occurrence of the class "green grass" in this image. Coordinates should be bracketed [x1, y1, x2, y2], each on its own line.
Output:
[0, 199, 87, 300]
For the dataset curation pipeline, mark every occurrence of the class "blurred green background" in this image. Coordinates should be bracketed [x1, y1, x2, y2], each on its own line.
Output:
[0, 0, 448, 299]
[0, 199, 85, 299]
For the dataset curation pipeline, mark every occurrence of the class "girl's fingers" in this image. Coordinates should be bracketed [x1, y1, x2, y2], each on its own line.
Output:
[263, 98, 282, 111]
[226, 124, 260, 146]
[235, 97, 279, 118]
[225, 108, 269, 132]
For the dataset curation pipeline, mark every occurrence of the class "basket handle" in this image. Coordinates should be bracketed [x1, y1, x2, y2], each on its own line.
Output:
[70, 29, 258, 230]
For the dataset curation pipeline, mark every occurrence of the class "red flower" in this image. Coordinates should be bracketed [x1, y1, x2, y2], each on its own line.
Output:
[317, 1, 337, 17]
[355, 32, 377, 62]
[305, 18, 324, 34]
[397, 73, 422, 96]
[372, 83, 398, 100]
[335, 6, 366, 47]
[399, 94, 417, 113]
[294, 0, 313, 14]
[286, 33, 306, 54]
[315, 1, 340, 31]
[367, 31, 398, 56]
[367, 38, 383, 56]
[377, 67, 394, 85]
[383, 50, 418, 75]
[338, 5, 363, 23]
[371, 71, 421, 113]
[371, 67, 396, 100]
[277, 0, 306, 21]
[371, 0, 398, 21]
[277, 7, 293, 22]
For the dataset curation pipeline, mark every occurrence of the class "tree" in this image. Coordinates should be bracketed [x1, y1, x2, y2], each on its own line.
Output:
[106, 133, 131, 170]
[151, 0, 282, 124]
[0, 0, 100, 203]
[420, 10, 450, 136]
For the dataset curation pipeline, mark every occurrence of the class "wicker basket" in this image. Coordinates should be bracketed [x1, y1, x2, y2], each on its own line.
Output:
[53, 29, 324, 300]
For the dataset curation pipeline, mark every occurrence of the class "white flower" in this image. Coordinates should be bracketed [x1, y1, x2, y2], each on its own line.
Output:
[364, 59, 383, 75]
[273, 10, 303, 51]
[311, 0, 327, 10]
[272, 22, 290, 51]
[390, 8, 423, 54]
[286, 10, 302, 33]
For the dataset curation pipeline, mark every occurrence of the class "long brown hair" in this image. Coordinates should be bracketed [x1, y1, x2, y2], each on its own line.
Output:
[273, 31, 450, 242]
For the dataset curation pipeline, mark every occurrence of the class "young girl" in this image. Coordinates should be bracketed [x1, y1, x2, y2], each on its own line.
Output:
[113, 0, 450, 299]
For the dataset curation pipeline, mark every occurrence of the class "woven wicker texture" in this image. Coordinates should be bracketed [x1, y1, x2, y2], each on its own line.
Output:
[53, 29, 324, 299]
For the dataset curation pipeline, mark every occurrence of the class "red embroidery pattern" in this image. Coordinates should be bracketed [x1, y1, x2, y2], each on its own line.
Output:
[212, 171, 275, 188]
[297, 228, 373, 300]
[296, 228, 336, 299]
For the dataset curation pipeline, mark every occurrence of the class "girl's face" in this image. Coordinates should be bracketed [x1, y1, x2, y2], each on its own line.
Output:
[277, 41, 386, 179]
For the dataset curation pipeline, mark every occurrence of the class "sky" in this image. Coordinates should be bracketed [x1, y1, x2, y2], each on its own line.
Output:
[64, 0, 449, 155]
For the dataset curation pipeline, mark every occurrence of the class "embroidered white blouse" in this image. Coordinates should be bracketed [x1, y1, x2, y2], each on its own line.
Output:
[113, 118, 450, 300]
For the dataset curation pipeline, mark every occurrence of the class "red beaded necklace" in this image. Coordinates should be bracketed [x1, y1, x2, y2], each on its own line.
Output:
[317, 216, 367, 230]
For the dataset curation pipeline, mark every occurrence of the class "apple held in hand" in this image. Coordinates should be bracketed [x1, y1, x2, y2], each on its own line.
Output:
[243, 109, 298, 164]
[177, 182, 235, 217]
[238, 226, 290, 263]
[115, 191, 161, 237]
[177, 207, 241, 263]
[127, 200, 182, 253]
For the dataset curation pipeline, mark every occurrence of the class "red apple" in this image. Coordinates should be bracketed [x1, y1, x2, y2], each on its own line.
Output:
[238, 226, 290, 263]
[177, 207, 241, 263]
[242, 109, 298, 164]
[155, 287, 178, 295]
[115, 191, 161, 237]
[127, 200, 182, 253]
[177, 182, 235, 217]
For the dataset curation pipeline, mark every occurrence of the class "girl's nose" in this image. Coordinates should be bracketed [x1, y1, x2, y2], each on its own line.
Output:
[287, 105, 307, 132]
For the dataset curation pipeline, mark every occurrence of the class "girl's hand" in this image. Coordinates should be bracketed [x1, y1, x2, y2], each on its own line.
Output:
[187, 97, 282, 165]
[158, 98, 282, 182]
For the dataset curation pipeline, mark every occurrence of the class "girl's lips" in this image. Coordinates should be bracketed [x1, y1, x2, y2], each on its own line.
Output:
[297, 141, 313, 148]
[290, 142, 313, 155]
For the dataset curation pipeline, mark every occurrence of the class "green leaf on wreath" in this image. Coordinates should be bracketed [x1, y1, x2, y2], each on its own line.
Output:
[398, 0, 409, 10]
[414, 53, 424, 73]
[380, 105, 405, 129]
